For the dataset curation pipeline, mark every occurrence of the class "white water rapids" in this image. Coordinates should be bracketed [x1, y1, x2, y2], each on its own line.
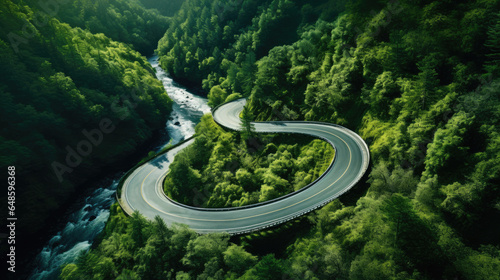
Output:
[28, 56, 209, 279]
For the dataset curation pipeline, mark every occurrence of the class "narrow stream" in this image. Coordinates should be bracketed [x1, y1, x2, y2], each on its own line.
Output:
[28, 55, 209, 280]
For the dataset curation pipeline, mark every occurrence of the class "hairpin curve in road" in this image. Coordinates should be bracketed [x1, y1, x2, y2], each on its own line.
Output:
[119, 99, 370, 235]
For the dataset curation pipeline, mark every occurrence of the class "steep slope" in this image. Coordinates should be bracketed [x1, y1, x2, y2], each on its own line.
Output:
[0, 0, 172, 254]
[23, 0, 171, 54]
[62, 0, 500, 279]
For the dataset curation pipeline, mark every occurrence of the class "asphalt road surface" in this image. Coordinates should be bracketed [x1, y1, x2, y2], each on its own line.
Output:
[120, 99, 370, 235]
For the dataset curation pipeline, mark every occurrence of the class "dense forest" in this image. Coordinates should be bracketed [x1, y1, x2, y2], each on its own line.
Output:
[138, 0, 185, 17]
[61, 203, 284, 280]
[60, 0, 500, 279]
[0, 0, 498, 278]
[39, 0, 171, 54]
[0, 0, 174, 256]
[156, 0, 347, 89]
[164, 114, 334, 207]
[23, 0, 185, 54]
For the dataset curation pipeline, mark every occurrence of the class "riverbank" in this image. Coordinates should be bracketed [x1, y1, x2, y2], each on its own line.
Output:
[26, 129, 168, 280]
[26, 56, 210, 280]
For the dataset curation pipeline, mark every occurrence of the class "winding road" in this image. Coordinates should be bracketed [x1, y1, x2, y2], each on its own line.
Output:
[119, 99, 370, 235]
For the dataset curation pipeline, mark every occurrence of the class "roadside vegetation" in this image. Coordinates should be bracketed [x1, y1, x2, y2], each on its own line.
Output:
[57, 0, 500, 279]
[39, 0, 172, 54]
[61, 203, 284, 280]
[0, 0, 172, 246]
[164, 115, 334, 207]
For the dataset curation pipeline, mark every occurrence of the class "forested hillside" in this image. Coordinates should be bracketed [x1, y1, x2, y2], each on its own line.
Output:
[63, 0, 500, 279]
[156, 0, 347, 88]
[21, 0, 172, 54]
[138, 0, 185, 17]
[164, 115, 334, 207]
[0, 0, 172, 249]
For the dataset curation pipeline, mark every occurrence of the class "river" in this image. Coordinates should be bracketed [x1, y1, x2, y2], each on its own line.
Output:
[28, 55, 209, 280]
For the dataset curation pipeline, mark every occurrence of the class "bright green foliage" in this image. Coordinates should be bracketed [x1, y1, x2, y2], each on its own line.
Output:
[0, 1, 172, 237]
[180, 0, 500, 278]
[164, 152, 202, 204]
[182, 233, 229, 274]
[137, 0, 185, 17]
[61, 0, 500, 279]
[485, 12, 500, 75]
[423, 111, 474, 179]
[223, 244, 258, 275]
[37, 0, 172, 54]
[240, 105, 256, 140]
[367, 162, 418, 197]
[349, 241, 397, 280]
[157, 0, 347, 91]
[208, 85, 228, 107]
[164, 115, 334, 208]
[60, 207, 259, 280]
[382, 194, 444, 277]
[362, 71, 400, 119]
[240, 254, 284, 280]
[287, 236, 347, 279]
